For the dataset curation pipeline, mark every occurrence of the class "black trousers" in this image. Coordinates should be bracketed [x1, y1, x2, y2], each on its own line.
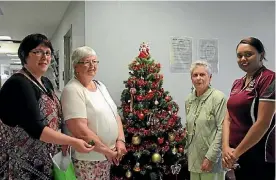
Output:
[234, 145, 275, 180]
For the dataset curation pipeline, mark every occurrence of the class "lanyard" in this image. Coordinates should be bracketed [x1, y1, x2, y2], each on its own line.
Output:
[22, 67, 48, 94]
[185, 90, 214, 149]
[94, 80, 117, 119]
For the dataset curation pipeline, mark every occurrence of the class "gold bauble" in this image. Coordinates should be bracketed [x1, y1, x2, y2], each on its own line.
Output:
[168, 133, 175, 142]
[151, 152, 162, 163]
[133, 162, 141, 172]
[132, 135, 141, 145]
[125, 170, 132, 178]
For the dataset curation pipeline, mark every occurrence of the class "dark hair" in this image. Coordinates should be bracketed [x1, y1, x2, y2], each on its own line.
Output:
[236, 37, 266, 61]
[18, 33, 54, 65]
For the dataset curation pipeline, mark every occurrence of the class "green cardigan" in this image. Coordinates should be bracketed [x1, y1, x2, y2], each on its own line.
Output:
[185, 87, 227, 173]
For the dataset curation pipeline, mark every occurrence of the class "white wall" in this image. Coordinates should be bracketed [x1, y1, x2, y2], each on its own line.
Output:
[51, 1, 85, 91]
[85, 1, 275, 123]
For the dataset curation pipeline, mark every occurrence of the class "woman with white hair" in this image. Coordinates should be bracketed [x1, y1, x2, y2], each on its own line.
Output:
[61, 46, 126, 179]
[184, 60, 227, 180]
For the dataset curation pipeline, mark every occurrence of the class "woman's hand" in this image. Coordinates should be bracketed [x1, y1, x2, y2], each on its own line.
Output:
[106, 149, 119, 166]
[222, 146, 236, 169]
[201, 158, 213, 172]
[116, 141, 127, 160]
[61, 145, 69, 156]
[71, 138, 94, 153]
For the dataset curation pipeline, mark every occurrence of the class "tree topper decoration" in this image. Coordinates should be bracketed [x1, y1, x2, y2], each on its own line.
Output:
[138, 42, 150, 59]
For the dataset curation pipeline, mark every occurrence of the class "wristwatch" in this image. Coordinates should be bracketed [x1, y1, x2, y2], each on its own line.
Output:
[116, 138, 126, 143]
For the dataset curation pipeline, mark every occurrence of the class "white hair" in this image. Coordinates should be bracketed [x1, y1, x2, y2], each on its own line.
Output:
[71, 46, 97, 66]
[190, 60, 212, 75]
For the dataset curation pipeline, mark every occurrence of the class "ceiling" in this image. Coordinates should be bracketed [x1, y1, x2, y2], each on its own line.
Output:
[0, 1, 70, 64]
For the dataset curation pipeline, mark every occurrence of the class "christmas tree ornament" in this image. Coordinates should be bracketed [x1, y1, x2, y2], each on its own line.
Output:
[138, 42, 150, 59]
[178, 147, 184, 153]
[130, 95, 134, 112]
[137, 112, 145, 120]
[130, 87, 137, 94]
[171, 163, 182, 178]
[165, 96, 171, 102]
[153, 117, 160, 127]
[133, 162, 141, 172]
[172, 146, 178, 155]
[132, 135, 141, 145]
[157, 137, 164, 144]
[136, 95, 143, 101]
[151, 152, 162, 163]
[168, 133, 176, 142]
[125, 170, 132, 178]
[154, 100, 159, 105]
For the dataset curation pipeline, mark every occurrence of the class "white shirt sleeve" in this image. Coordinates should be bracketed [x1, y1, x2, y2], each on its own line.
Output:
[61, 85, 87, 121]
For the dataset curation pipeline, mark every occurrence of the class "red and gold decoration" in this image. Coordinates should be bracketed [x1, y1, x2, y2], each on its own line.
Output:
[133, 162, 141, 172]
[111, 42, 187, 180]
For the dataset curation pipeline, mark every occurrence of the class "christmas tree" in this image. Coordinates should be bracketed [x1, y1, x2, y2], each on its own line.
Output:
[111, 43, 188, 180]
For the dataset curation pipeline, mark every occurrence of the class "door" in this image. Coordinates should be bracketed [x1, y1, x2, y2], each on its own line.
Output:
[64, 25, 72, 85]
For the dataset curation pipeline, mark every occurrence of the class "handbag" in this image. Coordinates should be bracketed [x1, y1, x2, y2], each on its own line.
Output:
[50, 147, 77, 180]
[225, 169, 236, 180]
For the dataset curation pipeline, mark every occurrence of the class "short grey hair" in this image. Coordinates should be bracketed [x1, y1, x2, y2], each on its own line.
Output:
[71, 46, 97, 66]
[190, 60, 212, 75]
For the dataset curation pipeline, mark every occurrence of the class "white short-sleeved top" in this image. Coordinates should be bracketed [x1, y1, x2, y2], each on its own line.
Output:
[61, 78, 119, 161]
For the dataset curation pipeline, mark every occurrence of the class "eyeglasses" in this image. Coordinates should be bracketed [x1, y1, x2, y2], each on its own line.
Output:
[31, 49, 52, 57]
[78, 60, 99, 66]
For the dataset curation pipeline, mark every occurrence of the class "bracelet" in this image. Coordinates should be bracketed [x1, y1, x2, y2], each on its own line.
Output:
[116, 138, 126, 143]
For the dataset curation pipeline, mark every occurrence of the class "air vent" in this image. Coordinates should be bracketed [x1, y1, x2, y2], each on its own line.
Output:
[0, 8, 3, 15]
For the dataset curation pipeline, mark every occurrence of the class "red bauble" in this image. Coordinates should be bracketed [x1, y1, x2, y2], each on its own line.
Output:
[136, 95, 143, 101]
[165, 96, 171, 102]
[124, 107, 130, 113]
[178, 147, 184, 153]
[152, 82, 158, 89]
[143, 109, 149, 114]
[138, 113, 145, 120]
[156, 63, 161, 68]
[133, 66, 138, 71]
[157, 137, 164, 144]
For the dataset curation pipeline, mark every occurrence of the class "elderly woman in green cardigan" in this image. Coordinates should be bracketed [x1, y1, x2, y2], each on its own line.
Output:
[184, 60, 227, 180]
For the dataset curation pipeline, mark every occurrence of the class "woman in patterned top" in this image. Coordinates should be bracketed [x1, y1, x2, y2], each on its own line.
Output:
[222, 37, 275, 180]
[185, 60, 227, 180]
[0, 34, 94, 180]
